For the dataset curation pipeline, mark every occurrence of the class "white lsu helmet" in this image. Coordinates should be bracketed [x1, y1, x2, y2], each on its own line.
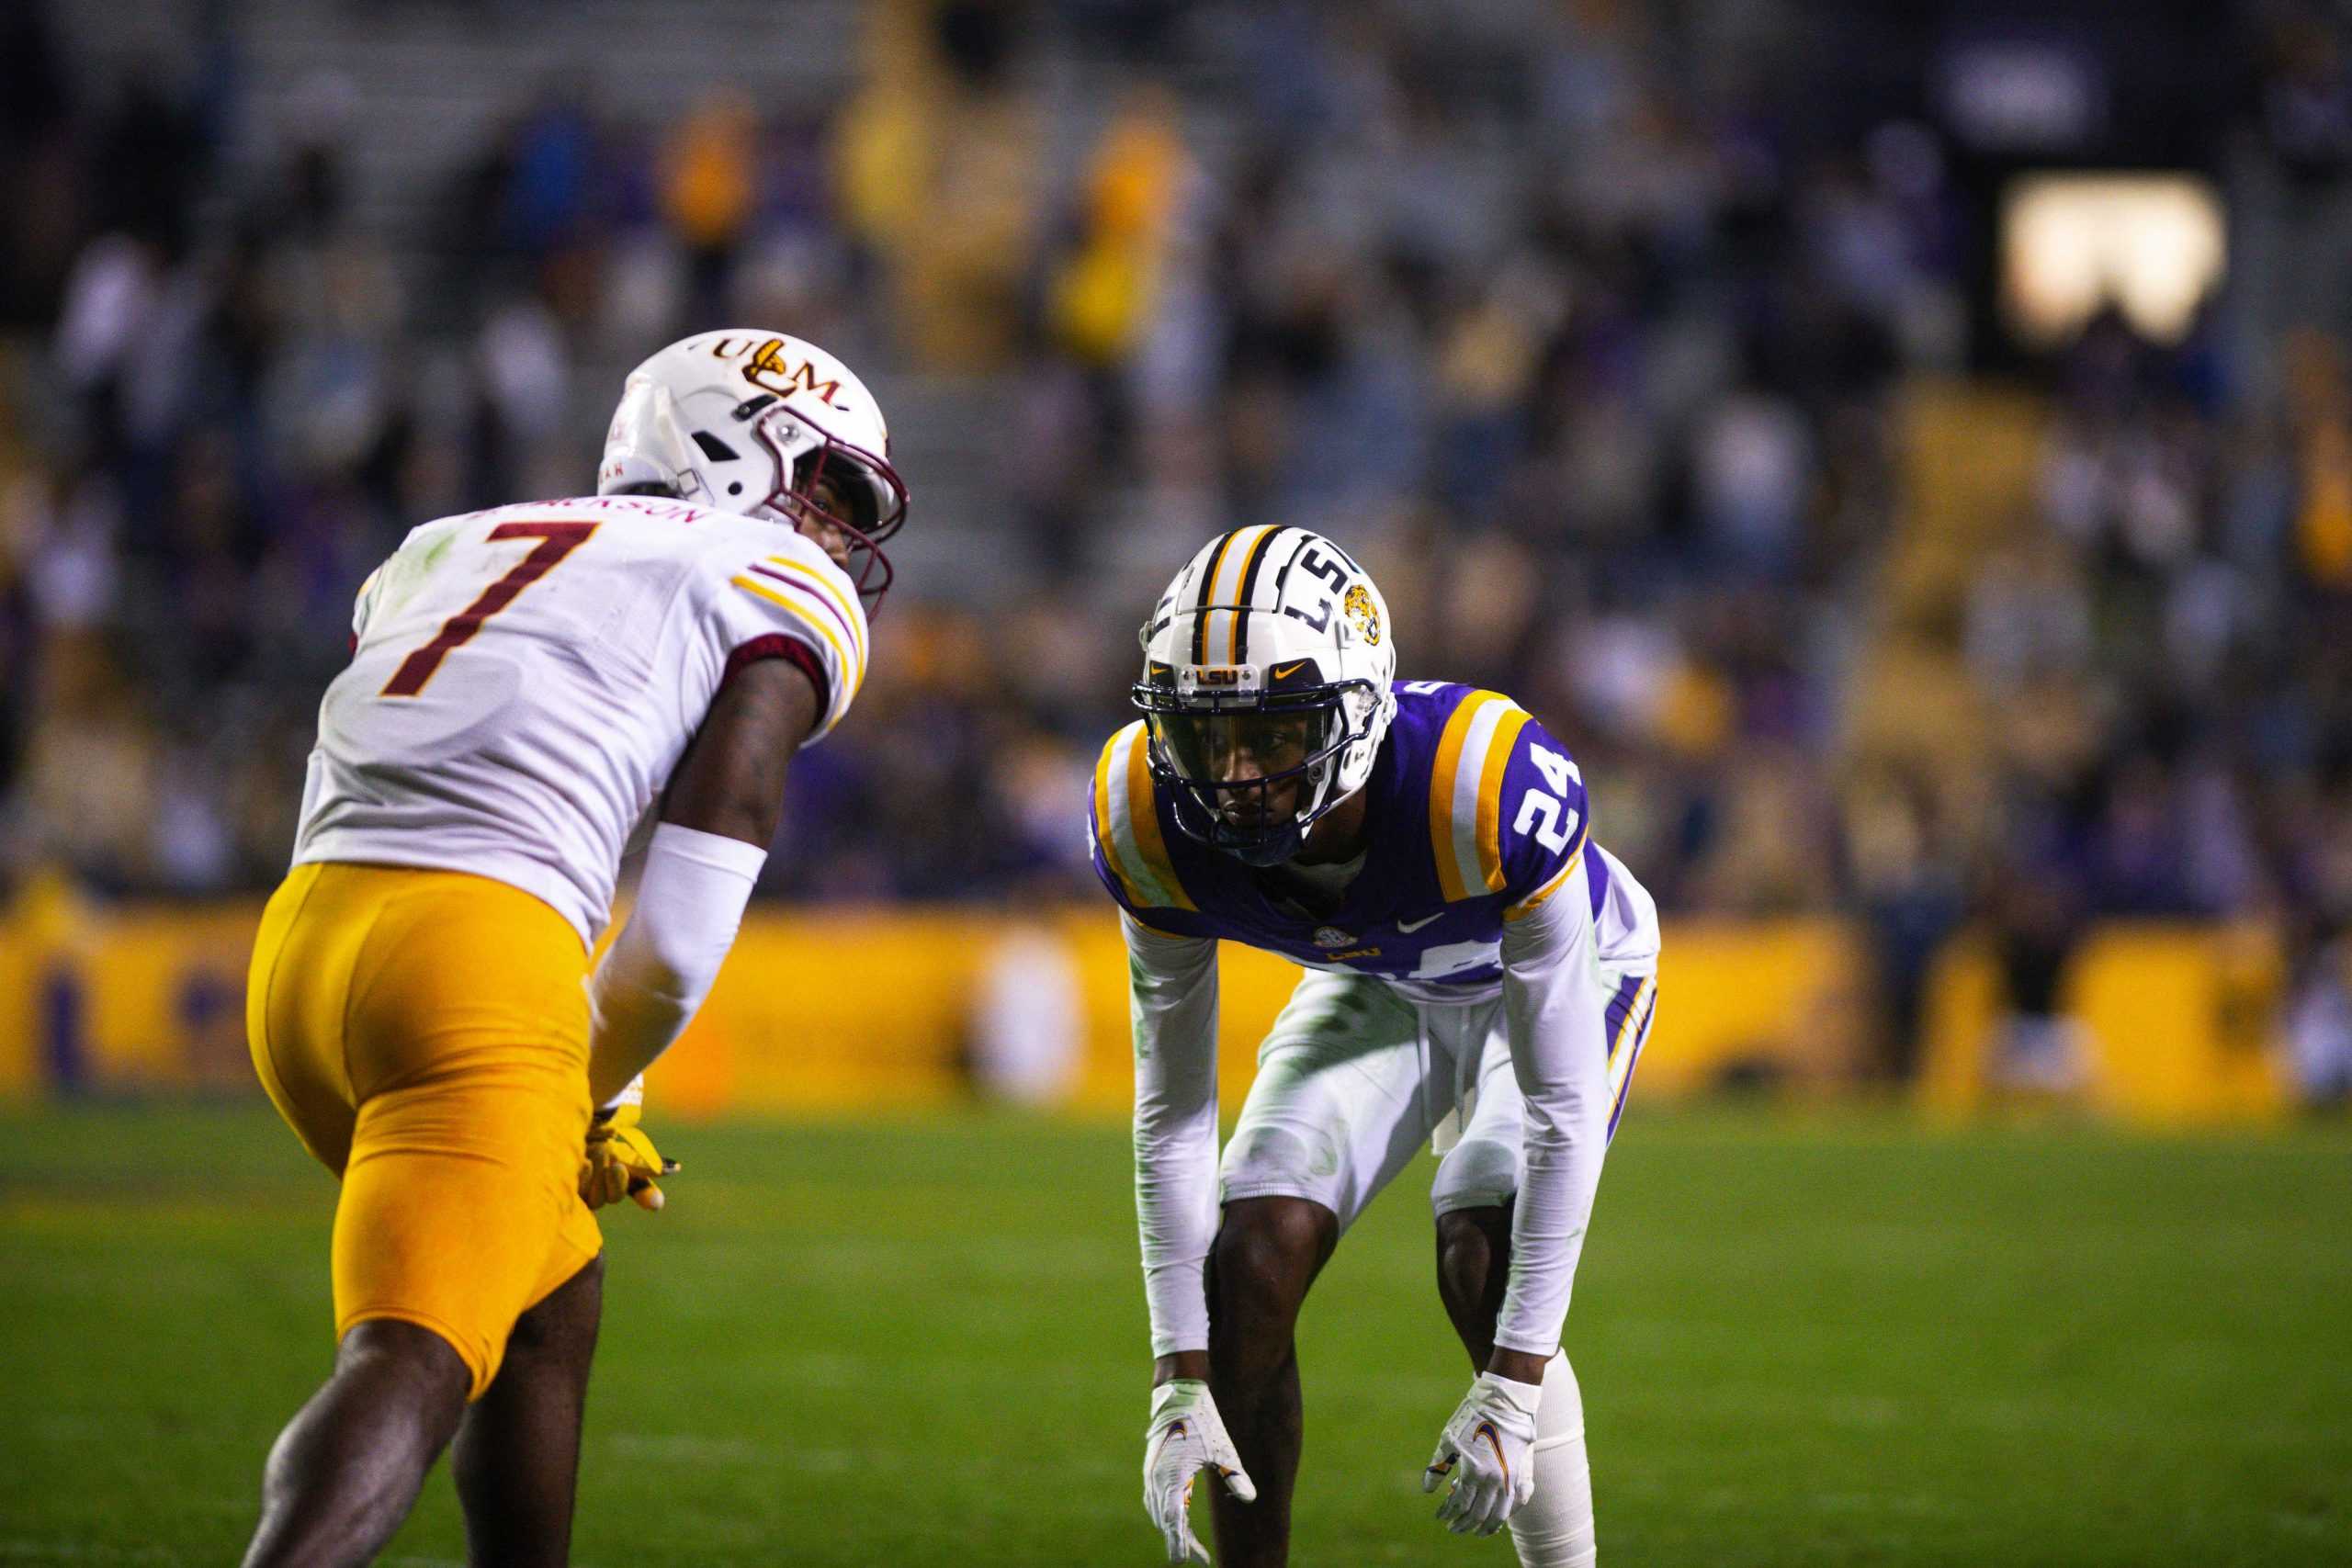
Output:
[1133, 526, 1397, 865]
[599, 329, 910, 605]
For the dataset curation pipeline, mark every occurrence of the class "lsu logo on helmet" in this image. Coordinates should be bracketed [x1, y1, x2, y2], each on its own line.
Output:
[1343, 583, 1380, 645]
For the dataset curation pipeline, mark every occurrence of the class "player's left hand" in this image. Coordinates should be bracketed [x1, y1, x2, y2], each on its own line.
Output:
[1423, 1371, 1542, 1536]
[581, 1102, 678, 1212]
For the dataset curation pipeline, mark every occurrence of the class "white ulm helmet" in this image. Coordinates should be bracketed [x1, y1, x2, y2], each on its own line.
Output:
[599, 329, 909, 605]
[1133, 526, 1397, 865]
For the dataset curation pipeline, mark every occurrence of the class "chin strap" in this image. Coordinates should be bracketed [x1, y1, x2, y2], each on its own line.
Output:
[1219, 824, 1305, 867]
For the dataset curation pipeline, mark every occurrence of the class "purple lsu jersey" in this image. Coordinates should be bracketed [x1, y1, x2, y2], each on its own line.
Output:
[1088, 682, 1608, 997]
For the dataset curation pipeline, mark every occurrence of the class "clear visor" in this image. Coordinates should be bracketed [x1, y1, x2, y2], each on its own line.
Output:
[1148, 706, 1342, 832]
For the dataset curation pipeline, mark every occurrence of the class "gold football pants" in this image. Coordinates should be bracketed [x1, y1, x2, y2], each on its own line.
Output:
[247, 862, 603, 1398]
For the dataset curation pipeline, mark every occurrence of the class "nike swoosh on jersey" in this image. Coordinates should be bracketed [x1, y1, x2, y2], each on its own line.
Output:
[1396, 911, 1444, 933]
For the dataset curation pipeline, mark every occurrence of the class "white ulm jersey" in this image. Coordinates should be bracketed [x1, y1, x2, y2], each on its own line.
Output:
[293, 494, 867, 944]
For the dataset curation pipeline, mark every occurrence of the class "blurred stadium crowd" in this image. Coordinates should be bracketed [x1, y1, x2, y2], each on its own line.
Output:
[2, 0, 2350, 1090]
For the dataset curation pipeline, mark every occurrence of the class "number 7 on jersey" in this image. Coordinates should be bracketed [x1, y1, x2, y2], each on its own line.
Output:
[380, 521, 599, 697]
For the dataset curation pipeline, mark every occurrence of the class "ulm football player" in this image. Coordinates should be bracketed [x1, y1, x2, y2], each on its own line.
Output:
[1089, 529, 1660, 1567]
[239, 331, 904, 1566]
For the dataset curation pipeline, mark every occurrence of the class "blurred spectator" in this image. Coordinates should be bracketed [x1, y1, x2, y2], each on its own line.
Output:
[663, 90, 760, 327]
[2283, 931, 2352, 1109]
[0, 0, 2347, 1100]
[1847, 766, 1963, 1081]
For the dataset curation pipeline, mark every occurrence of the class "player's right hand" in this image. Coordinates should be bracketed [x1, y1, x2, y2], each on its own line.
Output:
[581, 1102, 678, 1212]
[1143, 1378, 1256, 1564]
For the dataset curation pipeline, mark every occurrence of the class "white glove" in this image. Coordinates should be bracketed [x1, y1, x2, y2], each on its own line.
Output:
[1143, 1378, 1257, 1563]
[1422, 1371, 1543, 1536]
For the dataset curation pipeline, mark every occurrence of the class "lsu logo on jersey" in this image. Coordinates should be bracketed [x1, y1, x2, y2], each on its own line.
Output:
[1343, 583, 1380, 645]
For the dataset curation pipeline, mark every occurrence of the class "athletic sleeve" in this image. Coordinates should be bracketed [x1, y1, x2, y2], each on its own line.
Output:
[585, 821, 767, 1109]
[1491, 848, 1612, 1358]
[703, 535, 868, 743]
[1125, 909, 1222, 1358]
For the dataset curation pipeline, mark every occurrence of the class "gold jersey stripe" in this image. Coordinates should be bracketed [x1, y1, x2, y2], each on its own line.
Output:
[1092, 723, 1196, 912]
[1428, 690, 1505, 902]
[730, 576, 862, 705]
[1124, 721, 1194, 910]
[759, 555, 866, 665]
[1092, 731, 1153, 910]
[1500, 836, 1587, 922]
[1474, 707, 1532, 892]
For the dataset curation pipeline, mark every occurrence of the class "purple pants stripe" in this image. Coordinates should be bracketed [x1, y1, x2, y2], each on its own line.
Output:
[1604, 976, 1657, 1144]
[1600, 973, 1644, 1052]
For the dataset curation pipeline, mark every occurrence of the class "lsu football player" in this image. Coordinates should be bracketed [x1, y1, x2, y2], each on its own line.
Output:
[238, 330, 904, 1568]
[1091, 529, 1660, 1567]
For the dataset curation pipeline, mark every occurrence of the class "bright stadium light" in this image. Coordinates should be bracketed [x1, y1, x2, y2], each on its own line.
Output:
[1999, 172, 2226, 347]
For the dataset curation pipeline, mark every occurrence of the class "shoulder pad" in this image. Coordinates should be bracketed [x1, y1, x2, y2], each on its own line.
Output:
[1425, 688, 1534, 902]
[1091, 722, 1196, 912]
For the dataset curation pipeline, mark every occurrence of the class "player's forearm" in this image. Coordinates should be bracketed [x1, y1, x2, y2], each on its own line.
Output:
[1491, 880, 1612, 1358]
[1135, 1109, 1218, 1357]
[586, 823, 765, 1108]
[1492, 1064, 1607, 1357]
[1125, 913, 1221, 1358]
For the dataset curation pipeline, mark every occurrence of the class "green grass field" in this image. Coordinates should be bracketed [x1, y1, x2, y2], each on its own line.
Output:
[0, 1102, 2346, 1566]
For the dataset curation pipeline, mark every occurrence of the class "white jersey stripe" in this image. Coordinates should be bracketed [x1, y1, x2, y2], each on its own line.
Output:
[1106, 726, 1184, 909]
[1447, 696, 1510, 900]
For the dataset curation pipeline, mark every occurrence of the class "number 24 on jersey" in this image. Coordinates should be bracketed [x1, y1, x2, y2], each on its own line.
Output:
[1515, 745, 1581, 853]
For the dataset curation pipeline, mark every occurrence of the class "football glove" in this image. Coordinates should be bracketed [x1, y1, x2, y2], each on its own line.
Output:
[1423, 1371, 1542, 1536]
[580, 1101, 677, 1213]
[1143, 1378, 1256, 1564]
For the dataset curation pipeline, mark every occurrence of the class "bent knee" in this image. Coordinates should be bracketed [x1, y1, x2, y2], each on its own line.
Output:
[1213, 1197, 1335, 1314]
[1433, 1204, 1510, 1315]
[1432, 1135, 1520, 1216]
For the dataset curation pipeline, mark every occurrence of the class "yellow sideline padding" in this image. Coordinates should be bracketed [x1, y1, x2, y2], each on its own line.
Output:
[1918, 924, 2288, 1122]
[0, 890, 2297, 1124]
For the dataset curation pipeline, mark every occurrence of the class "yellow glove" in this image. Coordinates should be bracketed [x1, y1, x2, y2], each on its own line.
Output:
[581, 1102, 678, 1213]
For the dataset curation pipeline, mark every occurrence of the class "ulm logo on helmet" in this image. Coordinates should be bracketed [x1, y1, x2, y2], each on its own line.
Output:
[707, 335, 845, 408]
[1342, 583, 1380, 645]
